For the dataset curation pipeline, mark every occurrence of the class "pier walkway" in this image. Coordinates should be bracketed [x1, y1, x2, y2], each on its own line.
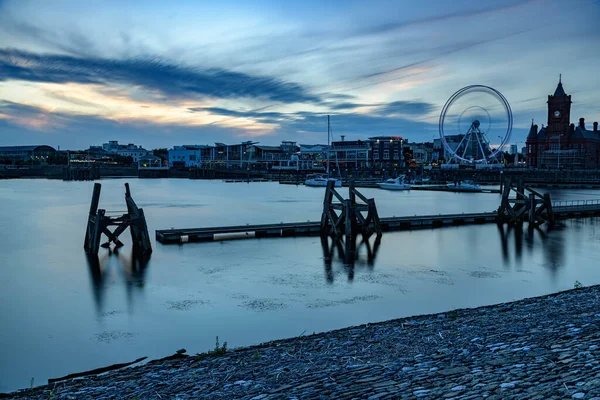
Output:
[155, 200, 600, 244]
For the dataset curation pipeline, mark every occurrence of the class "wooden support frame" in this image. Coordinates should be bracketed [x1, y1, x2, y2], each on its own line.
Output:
[84, 183, 152, 258]
[497, 176, 555, 227]
[320, 180, 383, 242]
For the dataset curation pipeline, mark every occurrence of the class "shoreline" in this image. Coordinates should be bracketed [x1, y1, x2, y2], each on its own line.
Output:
[5, 285, 600, 399]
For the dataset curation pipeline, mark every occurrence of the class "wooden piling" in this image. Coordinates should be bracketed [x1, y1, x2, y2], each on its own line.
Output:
[84, 183, 152, 258]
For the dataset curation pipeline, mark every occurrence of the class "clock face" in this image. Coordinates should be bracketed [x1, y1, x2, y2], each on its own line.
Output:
[554, 110, 561, 117]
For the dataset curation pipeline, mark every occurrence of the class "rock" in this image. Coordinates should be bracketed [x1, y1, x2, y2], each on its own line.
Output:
[437, 367, 469, 376]
[414, 389, 430, 397]
[572, 393, 585, 399]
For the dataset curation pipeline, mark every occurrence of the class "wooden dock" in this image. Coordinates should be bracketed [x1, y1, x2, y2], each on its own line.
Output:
[156, 201, 600, 244]
[410, 185, 500, 193]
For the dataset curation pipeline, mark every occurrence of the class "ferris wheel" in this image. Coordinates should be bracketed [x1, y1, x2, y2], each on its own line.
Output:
[439, 85, 513, 164]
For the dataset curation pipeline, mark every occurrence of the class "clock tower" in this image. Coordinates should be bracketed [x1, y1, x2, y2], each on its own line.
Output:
[546, 75, 571, 139]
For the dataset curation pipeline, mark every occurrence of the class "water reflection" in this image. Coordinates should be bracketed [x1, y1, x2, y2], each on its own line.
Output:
[496, 222, 565, 278]
[321, 235, 381, 283]
[86, 250, 150, 314]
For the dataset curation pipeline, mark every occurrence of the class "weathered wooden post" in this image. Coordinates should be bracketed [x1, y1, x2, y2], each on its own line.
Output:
[84, 183, 152, 258]
[84, 183, 103, 254]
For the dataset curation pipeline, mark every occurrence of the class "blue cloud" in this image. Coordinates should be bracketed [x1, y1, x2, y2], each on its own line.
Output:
[0, 48, 320, 104]
[375, 101, 436, 116]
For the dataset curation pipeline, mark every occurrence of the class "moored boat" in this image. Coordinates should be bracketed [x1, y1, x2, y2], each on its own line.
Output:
[305, 174, 342, 187]
[377, 176, 411, 190]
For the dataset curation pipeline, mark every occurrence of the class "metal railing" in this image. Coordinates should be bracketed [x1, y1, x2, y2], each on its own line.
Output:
[552, 199, 600, 212]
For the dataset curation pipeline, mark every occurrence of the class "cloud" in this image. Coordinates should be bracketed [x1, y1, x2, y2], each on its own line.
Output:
[0, 100, 255, 148]
[189, 107, 293, 121]
[375, 101, 436, 116]
[0, 48, 321, 104]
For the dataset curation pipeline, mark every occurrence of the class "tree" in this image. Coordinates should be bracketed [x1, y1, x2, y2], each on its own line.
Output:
[153, 148, 169, 160]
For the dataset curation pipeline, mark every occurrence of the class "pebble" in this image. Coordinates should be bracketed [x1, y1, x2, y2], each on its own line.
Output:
[8, 285, 600, 400]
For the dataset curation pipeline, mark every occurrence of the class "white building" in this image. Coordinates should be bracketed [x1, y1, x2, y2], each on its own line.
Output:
[102, 140, 151, 162]
[168, 145, 209, 167]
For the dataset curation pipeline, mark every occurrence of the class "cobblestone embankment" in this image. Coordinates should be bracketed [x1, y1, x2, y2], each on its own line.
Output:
[7, 286, 600, 399]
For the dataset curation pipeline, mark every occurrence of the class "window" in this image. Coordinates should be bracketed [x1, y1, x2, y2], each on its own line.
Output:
[393, 151, 399, 159]
[383, 150, 390, 160]
[373, 151, 379, 160]
[189, 154, 197, 161]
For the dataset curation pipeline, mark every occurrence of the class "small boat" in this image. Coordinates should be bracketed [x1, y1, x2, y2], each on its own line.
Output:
[305, 174, 342, 187]
[446, 180, 482, 192]
[377, 176, 411, 190]
[305, 115, 342, 188]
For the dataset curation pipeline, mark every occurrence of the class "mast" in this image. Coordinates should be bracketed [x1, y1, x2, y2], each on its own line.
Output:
[326, 115, 330, 177]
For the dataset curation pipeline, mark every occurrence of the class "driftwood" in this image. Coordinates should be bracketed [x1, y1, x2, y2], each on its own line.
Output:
[47, 356, 147, 384]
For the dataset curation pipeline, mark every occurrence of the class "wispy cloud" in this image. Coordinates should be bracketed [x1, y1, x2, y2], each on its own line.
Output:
[0, 48, 321, 104]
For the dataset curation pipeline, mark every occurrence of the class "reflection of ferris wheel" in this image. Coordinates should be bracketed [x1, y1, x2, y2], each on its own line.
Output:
[439, 85, 513, 164]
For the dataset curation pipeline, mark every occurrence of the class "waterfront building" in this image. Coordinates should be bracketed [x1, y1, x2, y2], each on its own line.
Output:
[0, 145, 56, 163]
[526, 78, 600, 169]
[101, 140, 151, 162]
[330, 138, 370, 169]
[407, 142, 434, 165]
[138, 155, 167, 170]
[367, 136, 402, 168]
[168, 145, 209, 167]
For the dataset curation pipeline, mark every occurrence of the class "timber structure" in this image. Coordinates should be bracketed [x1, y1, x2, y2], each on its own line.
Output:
[497, 178, 555, 226]
[320, 181, 382, 241]
[156, 202, 600, 245]
[84, 183, 152, 257]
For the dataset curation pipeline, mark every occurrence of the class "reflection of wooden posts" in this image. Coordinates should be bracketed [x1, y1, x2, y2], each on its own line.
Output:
[497, 177, 555, 227]
[84, 183, 152, 258]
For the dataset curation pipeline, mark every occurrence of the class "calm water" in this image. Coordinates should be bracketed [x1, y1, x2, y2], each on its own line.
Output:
[1, 179, 600, 392]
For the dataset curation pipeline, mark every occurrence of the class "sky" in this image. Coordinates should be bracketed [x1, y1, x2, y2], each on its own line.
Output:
[0, 0, 599, 150]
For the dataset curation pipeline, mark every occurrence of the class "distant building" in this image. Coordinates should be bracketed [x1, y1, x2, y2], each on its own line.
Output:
[407, 142, 434, 165]
[433, 135, 465, 163]
[169, 145, 209, 167]
[102, 140, 151, 162]
[330, 137, 370, 169]
[368, 136, 402, 167]
[269, 144, 327, 171]
[138, 155, 167, 170]
[526, 78, 600, 169]
[0, 145, 56, 163]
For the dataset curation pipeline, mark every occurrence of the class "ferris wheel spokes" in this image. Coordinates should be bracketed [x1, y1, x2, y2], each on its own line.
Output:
[438, 85, 513, 164]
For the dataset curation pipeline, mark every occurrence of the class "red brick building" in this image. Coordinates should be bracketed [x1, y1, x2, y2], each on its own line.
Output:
[526, 78, 600, 169]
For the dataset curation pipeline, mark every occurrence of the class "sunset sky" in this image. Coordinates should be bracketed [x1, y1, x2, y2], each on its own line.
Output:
[0, 0, 599, 150]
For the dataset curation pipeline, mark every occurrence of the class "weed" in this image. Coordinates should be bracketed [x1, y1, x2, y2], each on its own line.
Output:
[448, 311, 458, 320]
[574, 280, 584, 289]
[213, 336, 227, 355]
[196, 336, 228, 361]
[30, 378, 34, 390]
[252, 352, 260, 361]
